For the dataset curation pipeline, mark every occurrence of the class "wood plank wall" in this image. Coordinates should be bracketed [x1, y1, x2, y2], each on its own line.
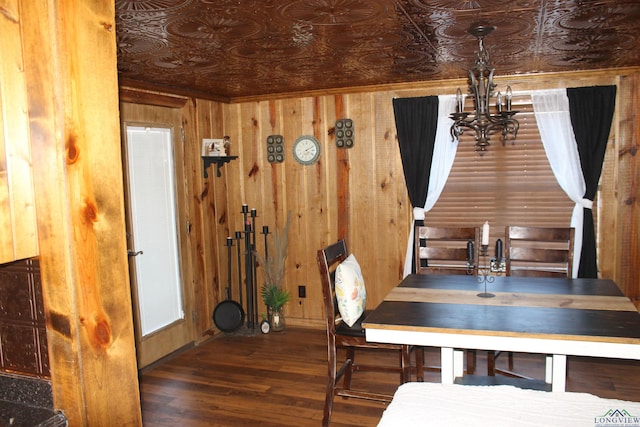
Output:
[22, 1, 142, 424]
[124, 68, 640, 337]
[0, 0, 39, 263]
[615, 74, 640, 303]
[188, 93, 413, 329]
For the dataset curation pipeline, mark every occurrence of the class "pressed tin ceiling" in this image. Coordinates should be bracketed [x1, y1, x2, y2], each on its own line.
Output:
[115, 0, 640, 102]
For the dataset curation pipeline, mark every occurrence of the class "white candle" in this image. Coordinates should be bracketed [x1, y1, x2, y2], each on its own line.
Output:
[482, 221, 490, 246]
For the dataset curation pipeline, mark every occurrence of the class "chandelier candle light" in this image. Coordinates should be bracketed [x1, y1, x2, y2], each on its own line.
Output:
[450, 23, 519, 153]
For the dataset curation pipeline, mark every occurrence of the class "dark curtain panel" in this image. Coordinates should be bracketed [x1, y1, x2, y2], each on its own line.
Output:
[567, 85, 617, 278]
[393, 96, 439, 272]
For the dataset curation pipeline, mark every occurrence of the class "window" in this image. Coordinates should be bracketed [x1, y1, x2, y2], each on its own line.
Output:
[425, 95, 576, 244]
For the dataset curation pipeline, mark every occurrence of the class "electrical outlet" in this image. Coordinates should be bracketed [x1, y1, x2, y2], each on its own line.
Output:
[298, 285, 306, 298]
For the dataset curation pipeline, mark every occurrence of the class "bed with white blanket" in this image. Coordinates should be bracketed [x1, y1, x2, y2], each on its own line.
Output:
[377, 383, 640, 427]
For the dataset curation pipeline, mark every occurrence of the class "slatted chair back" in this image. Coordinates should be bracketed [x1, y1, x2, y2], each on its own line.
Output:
[414, 226, 480, 373]
[415, 226, 480, 275]
[489, 226, 575, 379]
[316, 239, 424, 427]
[317, 239, 348, 338]
[505, 226, 574, 278]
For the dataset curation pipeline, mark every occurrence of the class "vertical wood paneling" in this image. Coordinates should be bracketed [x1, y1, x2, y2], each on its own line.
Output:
[240, 102, 261, 203]
[224, 103, 244, 233]
[309, 96, 328, 320]
[211, 101, 231, 329]
[322, 96, 339, 249]
[0, 0, 38, 263]
[302, 96, 338, 323]
[301, 96, 323, 303]
[207, 101, 228, 322]
[286, 97, 325, 321]
[221, 102, 244, 311]
[191, 98, 214, 335]
[178, 70, 640, 330]
[280, 98, 301, 321]
[189, 99, 207, 334]
[616, 74, 640, 306]
[287, 97, 313, 321]
[252, 100, 276, 311]
[347, 93, 379, 303]
[171, 104, 198, 347]
[374, 91, 408, 292]
[335, 95, 350, 245]
[597, 87, 619, 286]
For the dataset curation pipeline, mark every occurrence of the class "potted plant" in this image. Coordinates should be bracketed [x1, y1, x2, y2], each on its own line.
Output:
[255, 212, 291, 331]
[260, 283, 290, 332]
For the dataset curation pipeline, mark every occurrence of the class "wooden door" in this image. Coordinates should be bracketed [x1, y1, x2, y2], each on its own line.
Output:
[120, 104, 195, 368]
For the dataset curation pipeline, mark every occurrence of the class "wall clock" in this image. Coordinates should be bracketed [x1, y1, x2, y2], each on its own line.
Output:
[292, 135, 320, 165]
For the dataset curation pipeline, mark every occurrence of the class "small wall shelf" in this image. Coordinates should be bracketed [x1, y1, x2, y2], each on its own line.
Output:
[202, 156, 238, 178]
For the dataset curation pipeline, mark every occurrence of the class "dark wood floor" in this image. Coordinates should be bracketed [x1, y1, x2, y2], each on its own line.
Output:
[139, 327, 640, 426]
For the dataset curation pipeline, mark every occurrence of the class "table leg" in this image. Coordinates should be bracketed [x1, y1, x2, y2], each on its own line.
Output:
[454, 350, 464, 378]
[545, 355, 552, 383]
[466, 349, 476, 375]
[441, 347, 455, 384]
[551, 354, 567, 392]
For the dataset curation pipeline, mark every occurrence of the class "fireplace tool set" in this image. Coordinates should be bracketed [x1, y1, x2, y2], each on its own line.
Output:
[213, 204, 271, 334]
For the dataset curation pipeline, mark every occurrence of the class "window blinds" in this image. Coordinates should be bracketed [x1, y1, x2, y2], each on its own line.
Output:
[425, 96, 575, 243]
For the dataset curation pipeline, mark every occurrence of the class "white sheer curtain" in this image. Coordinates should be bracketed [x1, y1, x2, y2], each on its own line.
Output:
[531, 89, 586, 278]
[403, 95, 459, 277]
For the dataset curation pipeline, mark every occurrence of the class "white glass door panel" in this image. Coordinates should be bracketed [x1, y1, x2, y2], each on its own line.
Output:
[126, 126, 183, 336]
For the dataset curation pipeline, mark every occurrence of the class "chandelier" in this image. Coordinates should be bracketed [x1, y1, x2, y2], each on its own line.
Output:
[450, 24, 519, 153]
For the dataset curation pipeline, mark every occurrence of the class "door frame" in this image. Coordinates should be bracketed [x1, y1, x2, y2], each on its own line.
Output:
[120, 105, 196, 368]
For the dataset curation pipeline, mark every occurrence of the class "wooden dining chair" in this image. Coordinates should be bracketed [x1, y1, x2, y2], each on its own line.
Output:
[504, 226, 575, 278]
[415, 226, 480, 275]
[317, 239, 424, 427]
[414, 226, 480, 374]
[488, 225, 575, 378]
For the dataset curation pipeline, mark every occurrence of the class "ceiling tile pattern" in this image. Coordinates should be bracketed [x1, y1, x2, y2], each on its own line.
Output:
[115, 0, 640, 101]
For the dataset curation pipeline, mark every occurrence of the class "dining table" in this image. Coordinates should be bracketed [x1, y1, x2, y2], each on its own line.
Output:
[362, 274, 640, 392]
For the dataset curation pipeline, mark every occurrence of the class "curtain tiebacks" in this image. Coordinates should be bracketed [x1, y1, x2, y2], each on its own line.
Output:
[580, 198, 593, 209]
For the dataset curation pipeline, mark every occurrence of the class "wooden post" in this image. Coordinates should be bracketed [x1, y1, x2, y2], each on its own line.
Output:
[616, 74, 640, 308]
[22, 0, 142, 424]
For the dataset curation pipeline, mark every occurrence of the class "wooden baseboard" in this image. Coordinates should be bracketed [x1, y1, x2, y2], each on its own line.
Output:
[285, 317, 325, 329]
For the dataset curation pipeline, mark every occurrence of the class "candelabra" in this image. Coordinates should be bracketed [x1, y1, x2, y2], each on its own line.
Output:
[467, 226, 505, 296]
[476, 245, 495, 298]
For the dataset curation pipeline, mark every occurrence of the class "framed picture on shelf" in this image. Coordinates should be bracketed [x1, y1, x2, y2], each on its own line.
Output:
[202, 138, 226, 157]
